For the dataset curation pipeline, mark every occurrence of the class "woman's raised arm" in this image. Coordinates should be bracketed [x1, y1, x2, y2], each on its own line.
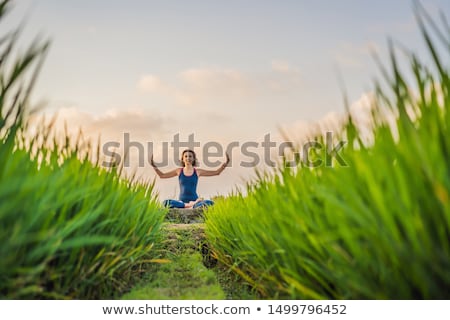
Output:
[150, 154, 179, 178]
[197, 153, 230, 177]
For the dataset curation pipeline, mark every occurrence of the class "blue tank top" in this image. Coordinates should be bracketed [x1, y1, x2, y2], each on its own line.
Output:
[179, 168, 199, 202]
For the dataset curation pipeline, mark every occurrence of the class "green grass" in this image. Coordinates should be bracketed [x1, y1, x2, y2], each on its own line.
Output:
[121, 252, 225, 300]
[205, 5, 450, 299]
[214, 263, 261, 300]
[121, 224, 225, 299]
[0, 0, 167, 299]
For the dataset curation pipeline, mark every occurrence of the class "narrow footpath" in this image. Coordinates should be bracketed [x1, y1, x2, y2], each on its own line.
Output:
[120, 208, 227, 299]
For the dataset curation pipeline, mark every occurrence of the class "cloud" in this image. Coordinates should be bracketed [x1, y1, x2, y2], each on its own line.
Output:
[27, 106, 182, 187]
[30, 106, 172, 146]
[179, 68, 247, 90]
[137, 62, 303, 107]
[138, 68, 253, 106]
[179, 67, 254, 104]
[278, 92, 380, 146]
[349, 92, 375, 125]
[138, 75, 171, 94]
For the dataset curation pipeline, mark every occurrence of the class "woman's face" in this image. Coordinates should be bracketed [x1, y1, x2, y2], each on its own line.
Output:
[182, 151, 194, 165]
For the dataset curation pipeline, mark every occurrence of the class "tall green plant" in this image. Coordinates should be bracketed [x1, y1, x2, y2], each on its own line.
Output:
[206, 4, 449, 299]
[0, 0, 167, 299]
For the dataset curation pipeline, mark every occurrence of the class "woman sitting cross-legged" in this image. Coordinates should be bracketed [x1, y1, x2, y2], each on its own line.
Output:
[150, 149, 229, 209]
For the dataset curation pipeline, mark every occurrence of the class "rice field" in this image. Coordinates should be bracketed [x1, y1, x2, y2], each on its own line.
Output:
[0, 0, 167, 299]
[205, 6, 449, 299]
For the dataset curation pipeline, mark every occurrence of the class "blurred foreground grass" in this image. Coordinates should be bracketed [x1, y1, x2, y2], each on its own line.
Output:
[0, 0, 166, 299]
[205, 4, 449, 299]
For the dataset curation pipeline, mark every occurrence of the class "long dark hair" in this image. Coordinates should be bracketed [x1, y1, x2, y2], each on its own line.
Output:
[181, 149, 198, 167]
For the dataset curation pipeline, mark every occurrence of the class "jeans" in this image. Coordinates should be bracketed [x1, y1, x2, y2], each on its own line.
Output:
[162, 199, 214, 209]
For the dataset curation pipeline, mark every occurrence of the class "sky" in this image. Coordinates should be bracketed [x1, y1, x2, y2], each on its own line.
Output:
[4, 0, 449, 200]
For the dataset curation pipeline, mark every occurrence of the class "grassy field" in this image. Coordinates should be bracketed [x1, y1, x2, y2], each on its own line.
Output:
[0, 0, 167, 299]
[205, 6, 449, 299]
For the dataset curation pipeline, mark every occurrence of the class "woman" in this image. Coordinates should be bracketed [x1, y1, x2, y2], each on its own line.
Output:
[150, 149, 230, 208]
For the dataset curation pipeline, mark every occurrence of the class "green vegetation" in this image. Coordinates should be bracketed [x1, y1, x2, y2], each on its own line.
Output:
[0, 0, 166, 299]
[205, 6, 449, 299]
[121, 224, 225, 299]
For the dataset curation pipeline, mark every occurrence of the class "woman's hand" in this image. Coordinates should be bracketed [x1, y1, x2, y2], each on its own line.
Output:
[221, 152, 230, 169]
[150, 155, 178, 178]
[150, 154, 156, 168]
[185, 198, 203, 208]
[196, 154, 230, 177]
[225, 152, 230, 166]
